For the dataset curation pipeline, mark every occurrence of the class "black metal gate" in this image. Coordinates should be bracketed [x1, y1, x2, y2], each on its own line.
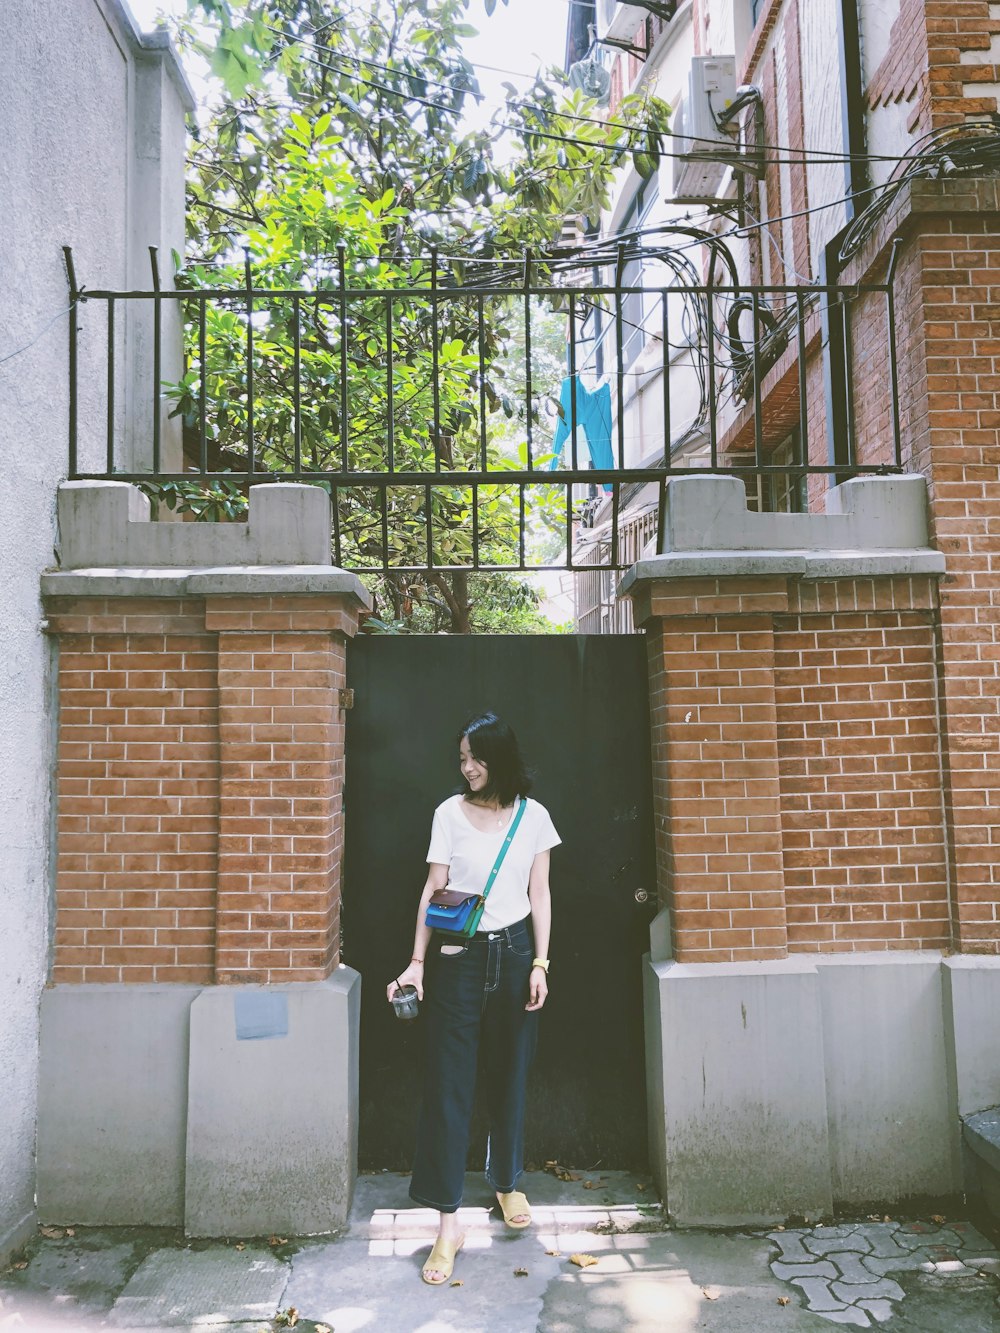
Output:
[343, 634, 656, 1171]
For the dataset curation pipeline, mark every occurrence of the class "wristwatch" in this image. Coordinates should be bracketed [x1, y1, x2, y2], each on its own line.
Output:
[532, 958, 550, 972]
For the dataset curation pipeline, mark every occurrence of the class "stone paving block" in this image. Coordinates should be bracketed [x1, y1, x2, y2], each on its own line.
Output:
[893, 1227, 960, 1251]
[830, 1252, 886, 1284]
[804, 1234, 874, 1257]
[788, 1275, 848, 1311]
[767, 1231, 813, 1263]
[862, 1252, 934, 1276]
[811, 1226, 858, 1239]
[856, 1299, 894, 1323]
[109, 1248, 287, 1327]
[772, 1260, 839, 1281]
[813, 1309, 870, 1327]
[830, 1277, 904, 1305]
[965, 1255, 1000, 1273]
[951, 1224, 997, 1254]
[18, 1242, 136, 1310]
[854, 1226, 911, 1259]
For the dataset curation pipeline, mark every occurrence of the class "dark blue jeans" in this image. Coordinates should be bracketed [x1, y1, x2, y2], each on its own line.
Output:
[410, 917, 537, 1213]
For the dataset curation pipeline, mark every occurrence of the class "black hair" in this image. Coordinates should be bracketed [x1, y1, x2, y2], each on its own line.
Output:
[458, 712, 533, 807]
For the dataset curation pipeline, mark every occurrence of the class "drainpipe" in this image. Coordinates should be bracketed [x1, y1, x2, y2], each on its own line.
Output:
[823, 0, 869, 474]
[837, 0, 869, 218]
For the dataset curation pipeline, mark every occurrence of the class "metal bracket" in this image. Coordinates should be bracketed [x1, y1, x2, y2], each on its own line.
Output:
[338, 688, 355, 710]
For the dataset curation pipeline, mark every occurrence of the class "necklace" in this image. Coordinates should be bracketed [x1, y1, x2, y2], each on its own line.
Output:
[468, 797, 508, 828]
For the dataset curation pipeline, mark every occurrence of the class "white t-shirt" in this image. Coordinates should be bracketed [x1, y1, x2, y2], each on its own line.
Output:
[426, 794, 561, 931]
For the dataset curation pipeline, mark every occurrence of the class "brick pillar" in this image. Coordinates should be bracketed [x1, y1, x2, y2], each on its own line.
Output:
[638, 577, 789, 963]
[208, 595, 358, 984]
[632, 570, 951, 963]
[46, 586, 364, 986]
[48, 595, 220, 984]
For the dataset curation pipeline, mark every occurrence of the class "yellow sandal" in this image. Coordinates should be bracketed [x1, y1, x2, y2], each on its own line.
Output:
[497, 1190, 531, 1229]
[421, 1235, 464, 1285]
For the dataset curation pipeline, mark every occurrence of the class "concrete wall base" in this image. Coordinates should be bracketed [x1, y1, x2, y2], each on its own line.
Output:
[185, 970, 360, 1237]
[37, 985, 199, 1225]
[0, 1210, 36, 1269]
[645, 957, 833, 1227]
[942, 956, 1000, 1119]
[645, 952, 976, 1226]
[816, 953, 961, 1205]
[35, 970, 360, 1235]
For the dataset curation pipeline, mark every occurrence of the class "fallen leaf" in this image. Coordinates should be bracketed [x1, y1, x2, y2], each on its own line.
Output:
[702, 1286, 721, 1300]
[12, 1261, 28, 1270]
[39, 1227, 64, 1240]
[234, 1243, 245, 1251]
[65, 1229, 75, 1238]
[316, 1325, 331, 1333]
[569, 1253, 598, 1269]
[514, 1267, 529, 1277]
[269, 1236, 289, 1247]
[450, 1280, 463, 1288]
[583, 1180, 597, 1189]
[545, 1250, 561, 1257]
[275, 1309, 299, 1329]
[883, 1215, 892, 1223]
[544, 1160, 581, 1182]
[777, 1296, 790, 1306]
[775, 1225, 785, 1232]
[931, 1214, 946, 1224]
[636, 1182, 646, 1191]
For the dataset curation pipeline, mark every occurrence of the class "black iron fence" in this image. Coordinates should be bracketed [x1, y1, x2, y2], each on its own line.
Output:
[62, 246, 903, 573]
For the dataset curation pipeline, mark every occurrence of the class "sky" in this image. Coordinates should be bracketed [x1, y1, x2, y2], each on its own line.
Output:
[126, 0, 572, 120]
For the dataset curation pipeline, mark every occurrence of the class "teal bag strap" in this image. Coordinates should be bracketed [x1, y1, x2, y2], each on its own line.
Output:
[480, 797, 527, 906]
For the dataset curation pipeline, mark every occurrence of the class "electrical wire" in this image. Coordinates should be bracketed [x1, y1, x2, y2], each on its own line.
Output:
[0, 301, 78, 368]
[270, 21, 914, 170]
[274, 41, 926, 175]
[838, 119, 1000, 264]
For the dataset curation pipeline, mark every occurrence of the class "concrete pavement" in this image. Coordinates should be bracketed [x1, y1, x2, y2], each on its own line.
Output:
[1, 1173, 997, 1332]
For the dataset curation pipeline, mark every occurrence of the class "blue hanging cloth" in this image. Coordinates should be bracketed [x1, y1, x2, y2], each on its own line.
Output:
[548, 376, 614, 491]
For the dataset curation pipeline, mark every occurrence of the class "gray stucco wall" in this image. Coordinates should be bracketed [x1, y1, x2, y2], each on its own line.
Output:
[0, 0, 190, 1261]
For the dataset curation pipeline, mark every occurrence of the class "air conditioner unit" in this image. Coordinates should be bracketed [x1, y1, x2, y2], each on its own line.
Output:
[597, 0, 641, 43]
[669, 55, 738, 204]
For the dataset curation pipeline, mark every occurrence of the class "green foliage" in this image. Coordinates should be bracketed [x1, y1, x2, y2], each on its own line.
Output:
[364, 571, 571, 635]
[166, 0, 670, 629]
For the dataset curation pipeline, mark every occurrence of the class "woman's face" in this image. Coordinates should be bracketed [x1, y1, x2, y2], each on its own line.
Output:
[459, 735, 488, 793]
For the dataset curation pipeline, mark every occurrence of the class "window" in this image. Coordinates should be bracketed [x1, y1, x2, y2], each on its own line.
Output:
[618, 175, 660, 369]
[746, 428, 807, 514]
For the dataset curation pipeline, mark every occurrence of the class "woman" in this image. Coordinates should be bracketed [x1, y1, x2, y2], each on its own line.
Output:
[387, 712, 559, 1285]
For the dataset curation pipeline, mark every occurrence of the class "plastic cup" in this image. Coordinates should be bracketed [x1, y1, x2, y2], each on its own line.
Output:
[390, 983, 419, 1021]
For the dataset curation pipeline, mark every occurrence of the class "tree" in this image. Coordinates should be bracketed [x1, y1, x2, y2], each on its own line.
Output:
[162, 0, 671, 631]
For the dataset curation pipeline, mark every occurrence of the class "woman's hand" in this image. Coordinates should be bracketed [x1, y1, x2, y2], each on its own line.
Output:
[387, 959, 424, 1004]
[525, 965, 548, 1012]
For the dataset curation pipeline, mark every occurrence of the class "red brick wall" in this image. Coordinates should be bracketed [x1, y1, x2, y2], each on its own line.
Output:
[775, 577, 950, 952]
[645, 578, 789, 963]
[47, 591, 360, 984]
[634, 571, 950, 963]
[840, 180, 1000, 955]
[866, 0, 1000, 133]
[52, 598, 218, 984]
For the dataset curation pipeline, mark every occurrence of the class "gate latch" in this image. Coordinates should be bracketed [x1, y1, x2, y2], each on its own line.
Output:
[337, 688, 355, 710]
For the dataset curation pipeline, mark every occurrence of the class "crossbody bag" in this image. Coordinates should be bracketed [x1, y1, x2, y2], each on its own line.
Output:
[424, 797, 527, 939]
